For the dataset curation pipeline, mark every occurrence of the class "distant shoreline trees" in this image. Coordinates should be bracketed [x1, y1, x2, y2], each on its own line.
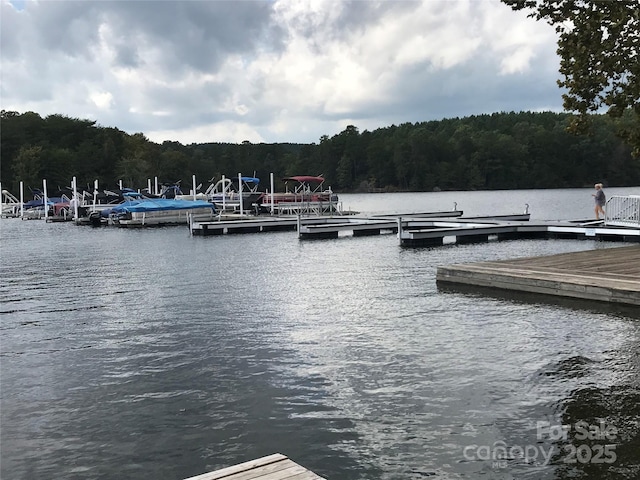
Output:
[1, 109, 638, 196]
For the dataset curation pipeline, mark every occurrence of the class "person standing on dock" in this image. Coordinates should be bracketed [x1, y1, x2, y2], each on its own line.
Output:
[592, 183, 606, 220]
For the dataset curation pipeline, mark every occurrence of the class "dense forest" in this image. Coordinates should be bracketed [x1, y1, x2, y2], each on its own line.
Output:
[1, 109, 639, 196]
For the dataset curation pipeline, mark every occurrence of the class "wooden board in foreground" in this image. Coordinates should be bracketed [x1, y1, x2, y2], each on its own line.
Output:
[436, 245, 640, 306]
[184, 453, 326, 480]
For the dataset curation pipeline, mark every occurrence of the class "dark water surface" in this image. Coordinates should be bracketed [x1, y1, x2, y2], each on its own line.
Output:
[1, 189, 639, 479]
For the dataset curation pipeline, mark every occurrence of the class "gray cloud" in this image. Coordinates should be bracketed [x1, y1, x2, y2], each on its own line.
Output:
[1, 0, 563, 144]
[100, 1, 285, 74]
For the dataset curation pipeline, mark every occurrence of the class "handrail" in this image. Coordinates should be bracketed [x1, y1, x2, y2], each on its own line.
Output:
[605, 195, 640, 227]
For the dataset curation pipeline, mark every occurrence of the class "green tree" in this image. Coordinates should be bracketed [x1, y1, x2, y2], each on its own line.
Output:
[336, 154, 353, 189]
[502, 0, 640, 156]
[12, 145, 43, 188]
[116, 156, 150, 188]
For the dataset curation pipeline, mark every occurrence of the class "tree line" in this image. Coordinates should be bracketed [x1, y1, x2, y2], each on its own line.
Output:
[1, 109, 639, 197]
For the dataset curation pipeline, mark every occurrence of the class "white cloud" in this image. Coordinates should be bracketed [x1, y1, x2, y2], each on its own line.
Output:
[90, 91, 114, 110]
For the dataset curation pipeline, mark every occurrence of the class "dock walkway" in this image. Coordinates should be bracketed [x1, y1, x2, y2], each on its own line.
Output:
[398, 218, 640, 246]
[436, 245, 640, 305]
[189, 209, 639, 244]
[183, 453, 325, 480]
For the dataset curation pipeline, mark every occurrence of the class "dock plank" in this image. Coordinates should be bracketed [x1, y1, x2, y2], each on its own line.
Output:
[184, 454, 325, 480]
[436, 246, 640, 305]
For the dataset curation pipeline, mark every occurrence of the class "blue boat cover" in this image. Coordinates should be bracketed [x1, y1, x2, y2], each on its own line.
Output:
[120, 198, 215, 213]
[240, 177, 260, 184]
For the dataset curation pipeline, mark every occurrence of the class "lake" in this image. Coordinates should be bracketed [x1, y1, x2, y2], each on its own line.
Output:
[1, 187, 639, 480]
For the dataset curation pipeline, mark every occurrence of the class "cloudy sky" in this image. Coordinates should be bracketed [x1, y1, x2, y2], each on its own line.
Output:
[1, 0, 563, 145]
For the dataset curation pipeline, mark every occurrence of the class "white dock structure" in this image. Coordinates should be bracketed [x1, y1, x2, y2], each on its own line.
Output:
[183, 453, 325, 480]
[397, 217, 640, 247]
[606, 195, 640, 228]
[296, 210, 463, 239]
[1, 185, 21, 218]
[190, 211, 466, 237]
[189, 207, 640, 244]
[190, 216, 338, 235]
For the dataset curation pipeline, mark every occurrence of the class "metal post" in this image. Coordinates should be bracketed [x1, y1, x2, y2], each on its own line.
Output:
[20, 181, 24, 219]
[155, 177, 159, 196]
[192, 174, 197, 201]
[238, 173, 244, 216]
[72, 176, 79, 221]
[222, 175, 226, 212]
[270, 172, 275, 215]
[93, 179, 98, 211]
[43, 179, 49, 221]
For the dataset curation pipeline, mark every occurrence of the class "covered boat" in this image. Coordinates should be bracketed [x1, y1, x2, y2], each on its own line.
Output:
[109, 197, 217, 226]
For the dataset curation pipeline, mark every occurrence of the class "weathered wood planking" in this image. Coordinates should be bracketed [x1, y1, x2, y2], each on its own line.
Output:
[184, 453, 326, 480]
[436, 245, 640, 305]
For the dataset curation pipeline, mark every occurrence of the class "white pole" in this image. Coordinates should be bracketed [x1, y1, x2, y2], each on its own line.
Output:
[192, 174, 197, 201]
[43, 179, 49, 221]
[238, 173, 244, 216]
[93, 179, 98, 211]
[155, 177, 159, 195]
[222, 175, 226, 212]
[147, 178, 152, 196]
[270, 172, 275, 215]
[19, 181, 24, 219]
[72, 176, 79, 221]
[119, 180, 123, 190]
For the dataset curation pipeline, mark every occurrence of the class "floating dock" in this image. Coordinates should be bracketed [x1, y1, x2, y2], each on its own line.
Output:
[436, 245, 640, 305]
[398, 218, 640, 246]
[296, 211, 463, 239]
[189, 212, 640, 245]
[190, 211, 463, 237]
[184, 453, 325, 480]
[191, 216, 332, 235]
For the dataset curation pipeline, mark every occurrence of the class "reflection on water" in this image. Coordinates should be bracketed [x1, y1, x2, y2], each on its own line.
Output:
[1, 190, 639, 480]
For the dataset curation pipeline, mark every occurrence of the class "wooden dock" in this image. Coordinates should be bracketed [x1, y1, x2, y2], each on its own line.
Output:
[184, 453, 325, 480]
[436, 245, 640, 305]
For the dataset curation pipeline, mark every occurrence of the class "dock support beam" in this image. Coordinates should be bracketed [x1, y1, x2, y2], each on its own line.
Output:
[299, 231, 339, 240]
[353, 229, 381, 236]
[401, 237, 445, 247]
[456, 234, 489, 244]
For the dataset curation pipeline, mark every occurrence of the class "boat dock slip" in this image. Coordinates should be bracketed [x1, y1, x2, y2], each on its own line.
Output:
[297, 210, 464, 239]
[183, 453, 326, 480]
[190, 216, 334, 235]
[190, 211, 464, 237]
[398, 219, 640, 246]
[436, 245, 640, 305]
[189, 206, 640, 243]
